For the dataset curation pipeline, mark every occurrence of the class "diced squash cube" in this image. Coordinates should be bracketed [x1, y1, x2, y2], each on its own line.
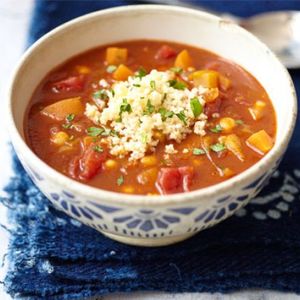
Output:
[222, 134, 244, 161]
[174, 50, 193, 69]
[137, 167, 158, 185]
[153, 130, 165, 143]
[189, 70, 219, 88]
[248, 100, 267, 121]
[113, 64, 133, 81]
[76, 65, 91, 74]
[246, 130, 273, 155]
[106, 47, 128, 65]
[219, 74, 231, 91]
[41, 97, 84, 121]
[51, 131, 69, 146]
[219, 117, 236, 132]
[205, 88, 219, 103]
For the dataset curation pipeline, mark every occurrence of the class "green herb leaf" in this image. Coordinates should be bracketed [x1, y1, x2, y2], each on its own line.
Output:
[210, 124, 222, 133]
[62, 123, 72, 129]
[106, 65, 117, 73]
[190, 97, 203, 118]
[93, 89, 108, 100]
[133, 83, 141, 87]
[158, 108, 174, 121]
[144, 100, 155, 115]
[176, 111, 187, 125]
[120, 98, 132, 114]
[170, 67, 183, 74]
[193, 148, 206, 155]
[93, 145, 104, 153]
[210, 143, 226, 152]
[168, 79, 186, 90]
[109, 129, 119, 137]
[66, 113, 75, 122]
[111, 89, 115, 97]
[235, 119, 244, 125]
[150, 80, 156, 89]
[117, 175, 124, 186]
[87, 127, 105, 137]
[135, 67, 147, 78]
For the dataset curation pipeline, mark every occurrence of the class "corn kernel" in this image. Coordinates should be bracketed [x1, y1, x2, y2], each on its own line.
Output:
[137, 168, 158, 185]
[246, 130, 273, 155]
[104, 159, 118, 170]
[223, 167, 235, 178]
[121, 185, 135, 194]
[76, 65, 91, 74]
[140, 155, 157, 167]
[219, 117, 236, 132]
[51, 131, 69, 146]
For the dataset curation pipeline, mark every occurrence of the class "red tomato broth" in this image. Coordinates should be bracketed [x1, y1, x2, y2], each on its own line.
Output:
[25, 40, 276, 195]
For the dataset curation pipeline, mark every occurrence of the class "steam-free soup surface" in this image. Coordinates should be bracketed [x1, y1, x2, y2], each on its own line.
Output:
[25, 40, 276, 195]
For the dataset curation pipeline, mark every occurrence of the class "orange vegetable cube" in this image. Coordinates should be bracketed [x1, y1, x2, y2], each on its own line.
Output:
[41, 97, 84, 121]
[246, 130, 273, 155]
[113, 64, 133, 81]
[75, 65, 91, 74]
[219, 117, 236, 132]
[189, 70, 219, 88]
[223, 167, 235, 178]
[106, 47, 128, 65]
[248, 101, 267, 121]
[222, 134, 244, 161]
[219, 74, 231, 91]
[205, 88, 219, 103]
[174, 50, 193, 69]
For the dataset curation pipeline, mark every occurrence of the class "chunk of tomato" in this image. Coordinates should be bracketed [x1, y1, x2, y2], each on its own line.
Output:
[53, 75, 85, 92]
[156, 166, 194, 195]
[155, 45, 177, 60]
[69, 143, 107, 181]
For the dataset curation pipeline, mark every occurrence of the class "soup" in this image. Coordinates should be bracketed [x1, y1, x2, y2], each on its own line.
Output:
[25, 40, 276, 195]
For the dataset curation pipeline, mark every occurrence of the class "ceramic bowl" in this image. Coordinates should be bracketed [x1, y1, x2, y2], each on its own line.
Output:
[7, 5, 297, 246]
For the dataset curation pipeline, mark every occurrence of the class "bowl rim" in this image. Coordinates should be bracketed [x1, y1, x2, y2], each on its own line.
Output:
[7, 4, 298, 206]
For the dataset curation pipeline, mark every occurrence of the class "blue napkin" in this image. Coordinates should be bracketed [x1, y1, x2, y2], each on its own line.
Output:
[2, 0, 300, 299]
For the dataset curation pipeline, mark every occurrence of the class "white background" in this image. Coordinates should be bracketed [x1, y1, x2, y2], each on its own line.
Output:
[0, 0, 298, 299]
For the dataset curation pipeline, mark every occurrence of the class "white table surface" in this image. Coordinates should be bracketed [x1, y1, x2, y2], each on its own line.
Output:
[0, 1, 299, 299]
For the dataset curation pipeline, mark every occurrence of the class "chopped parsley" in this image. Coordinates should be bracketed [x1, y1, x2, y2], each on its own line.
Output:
[62, 123, 72, 129]
[193, 148, 206, 155]
[106, 65, 117, 73]
[158, 108, 174, 121]
[111, 89, 115, 97]
[117, 175, 124, 186]
[135, 67, 147, 78]
[168, 79, 186, 90]
[144, 100, 155, 115]
[150, 80, 156, 89]
[210, 124, 222, 133]
[119, 98, 132, 119]
[93, 89, 108, 100]
[87, 127, 105, 137]
[235, 119, 244, 125]
[190, 97, 203, 118]
[210, 143, 226, 152]
[170, 67, 183, 74]
[66, 113, 75, 122]
[176, 111, 187, 125]
[133, 83, 141, 87]
[93, 145, 104, 153]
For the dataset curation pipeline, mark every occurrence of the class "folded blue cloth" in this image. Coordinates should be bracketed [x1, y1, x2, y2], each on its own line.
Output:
[2, 0, 300, 299]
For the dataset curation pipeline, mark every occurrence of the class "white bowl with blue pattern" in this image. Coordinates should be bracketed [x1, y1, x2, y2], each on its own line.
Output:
[7, 5, 297, 246]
